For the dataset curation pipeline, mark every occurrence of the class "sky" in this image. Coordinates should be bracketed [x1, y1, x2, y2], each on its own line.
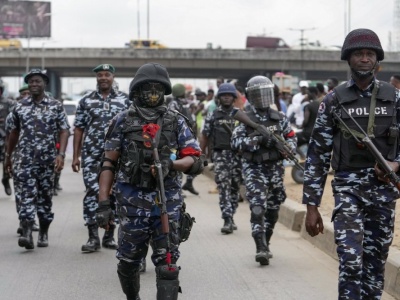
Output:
[3, 0, 399, 95]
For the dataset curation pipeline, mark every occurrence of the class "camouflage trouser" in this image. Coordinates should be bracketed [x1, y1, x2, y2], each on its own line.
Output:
[242, 160, 286, 235]
[213, 150, 241, 218]
[0, 136, 5, 161]
[14, 162, 55, 222]
[82, 164, 100, 225]
[115, 182, 182, 267]
[332, 192, 395, 299]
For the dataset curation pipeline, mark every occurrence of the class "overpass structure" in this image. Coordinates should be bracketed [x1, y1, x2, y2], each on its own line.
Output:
[1, 47, 399, 97]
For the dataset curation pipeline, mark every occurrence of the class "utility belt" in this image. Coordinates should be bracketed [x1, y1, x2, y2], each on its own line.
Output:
[242, 150, 280, 163]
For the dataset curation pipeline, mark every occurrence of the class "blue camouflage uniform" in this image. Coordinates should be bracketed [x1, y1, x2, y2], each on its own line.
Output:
[104, 108, 201, 266]
[202, 107, 240, 220]
[0, 96, 16, 160]
[74, 88, 130, 225]
[231, 107, 296, 238]
[302, 78, 400, 299]
[9, 96, 69, 222]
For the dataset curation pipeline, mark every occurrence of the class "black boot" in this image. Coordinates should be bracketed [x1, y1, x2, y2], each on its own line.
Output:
[254, 233, 269, 265]
[37, 221, 51, 247]
[117, 260, 141, 300]
[265, 230, 273, 259]
[32, 221, 39, 231]
[81, 223, 101, 252]
[182, 178, 199, 195]
[102, 224, 118, 249]
[18, 220, 35, 250]
[17, 221, 23, 236]
[53, 188, 58, 196]
[221, 217, 233, 234]
[265, 209, 279, 259]
[156, 264, 181, 300]
[232, 219, 238, 230]
[2, 177, 11, 196]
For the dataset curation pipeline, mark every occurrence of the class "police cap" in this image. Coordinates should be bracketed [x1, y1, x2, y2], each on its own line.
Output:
[92, 64, 116, 73]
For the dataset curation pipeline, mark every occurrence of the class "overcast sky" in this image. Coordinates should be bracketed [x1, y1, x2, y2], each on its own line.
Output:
[4, 0, 397, 96]
[26, 0, 396, 50]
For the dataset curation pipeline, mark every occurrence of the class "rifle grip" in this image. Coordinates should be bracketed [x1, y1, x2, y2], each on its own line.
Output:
[161, 213, 169, 234]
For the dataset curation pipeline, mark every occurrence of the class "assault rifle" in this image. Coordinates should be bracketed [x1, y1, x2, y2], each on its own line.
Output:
[230, 108, 304, 171]
[153, 146, 172, 265]
[333, 104, 400, 192]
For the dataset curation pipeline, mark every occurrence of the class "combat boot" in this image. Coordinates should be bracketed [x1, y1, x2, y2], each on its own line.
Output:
[182, 178, 199, 195]
[37, 220, 51, 247]
[139, 260, 146, 273]
[265, 229, 273, 259]
[117, 260, 141, 300]
[254, 233, 269, 265]
[156, 264, 181, 300]
[81, 223, 101, 252]
[18, 220, 35, 250]
[2, 177, 11, 196]
[102, 224, 118, 249]
[232, 218, 238, 230]
[221, 217, 233, 234]
[32, 220, 39, 231]
[17, 221, 23, 236]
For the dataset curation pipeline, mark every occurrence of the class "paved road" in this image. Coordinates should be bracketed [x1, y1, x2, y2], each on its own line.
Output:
[0, 163, 396, 300]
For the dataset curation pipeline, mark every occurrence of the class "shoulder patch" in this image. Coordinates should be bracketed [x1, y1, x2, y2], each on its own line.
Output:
[318, 102, 326, 114]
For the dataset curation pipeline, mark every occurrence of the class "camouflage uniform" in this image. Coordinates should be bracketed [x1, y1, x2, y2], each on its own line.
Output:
[231, 106, 296, 261]
[303, 78, 400, 299]
[104, 109, 200, 265]
[202, 107, 240, 223]
[74, 88, 130, 225]
[9, 96, 70, 222]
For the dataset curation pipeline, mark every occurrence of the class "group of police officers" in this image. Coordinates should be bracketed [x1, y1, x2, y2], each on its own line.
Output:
[1, 28, 399, 299]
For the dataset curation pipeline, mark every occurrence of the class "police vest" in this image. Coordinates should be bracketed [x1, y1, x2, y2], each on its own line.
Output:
[242, 108, 283, 163]
[331, 82, 398, 170]
[119, 110, 179, 189]
[212, 109, 235, 150]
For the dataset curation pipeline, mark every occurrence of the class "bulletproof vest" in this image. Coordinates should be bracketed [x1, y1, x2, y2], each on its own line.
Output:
[331, 82, 398, 171]
[212, 109, 235, 150]
[119, 110, 178, 189]
[242, 108, 283, 163]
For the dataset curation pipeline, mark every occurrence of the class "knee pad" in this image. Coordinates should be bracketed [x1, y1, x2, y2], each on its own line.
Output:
[156, 264, 180, 280]
[118, 260, 140, 277]
[251, 205, 265, 224]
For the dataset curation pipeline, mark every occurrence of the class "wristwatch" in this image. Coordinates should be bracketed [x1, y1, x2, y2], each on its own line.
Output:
[58, 152, 66, 159]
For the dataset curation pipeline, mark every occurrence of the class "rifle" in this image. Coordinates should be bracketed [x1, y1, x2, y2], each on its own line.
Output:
[153, 146, 172, 266]
[332, 104, 400, 191]
[230, 108, 304, 171]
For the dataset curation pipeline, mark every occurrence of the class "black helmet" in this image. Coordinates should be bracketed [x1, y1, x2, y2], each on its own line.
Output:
[217, 83, 237, 98]
[24, 69, 50, 84]
[129, 63, 171, 100]
[246, 76, 275, 109]
[341, 28, 384, 61]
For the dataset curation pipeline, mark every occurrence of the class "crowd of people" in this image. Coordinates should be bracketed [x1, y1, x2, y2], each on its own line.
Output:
[0, 27, 399, 299]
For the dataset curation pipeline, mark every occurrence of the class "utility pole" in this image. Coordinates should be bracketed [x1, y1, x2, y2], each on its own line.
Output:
[137, 0, 140, 40]
[147, 0, 150, 39]
[289, 27, 316, 79]
[394, 0, 400, 51]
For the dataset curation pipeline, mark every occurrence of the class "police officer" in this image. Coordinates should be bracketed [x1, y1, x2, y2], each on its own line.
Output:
[96, 63, 204, 300]
[0, 80, 16, 195]
[72, 64, 130, 253]
[168, 83, 200, 196]
[303, 28, 400, 299]
[201, 83, 241, 234]
[5, 69, 69, 249]
[231, 76, 297, 265]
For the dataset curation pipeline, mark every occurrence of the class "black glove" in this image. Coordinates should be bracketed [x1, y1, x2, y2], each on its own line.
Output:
[161, 159, 173, 178]
[258, 135, 276, 148]
[96, 199, 115, 228]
